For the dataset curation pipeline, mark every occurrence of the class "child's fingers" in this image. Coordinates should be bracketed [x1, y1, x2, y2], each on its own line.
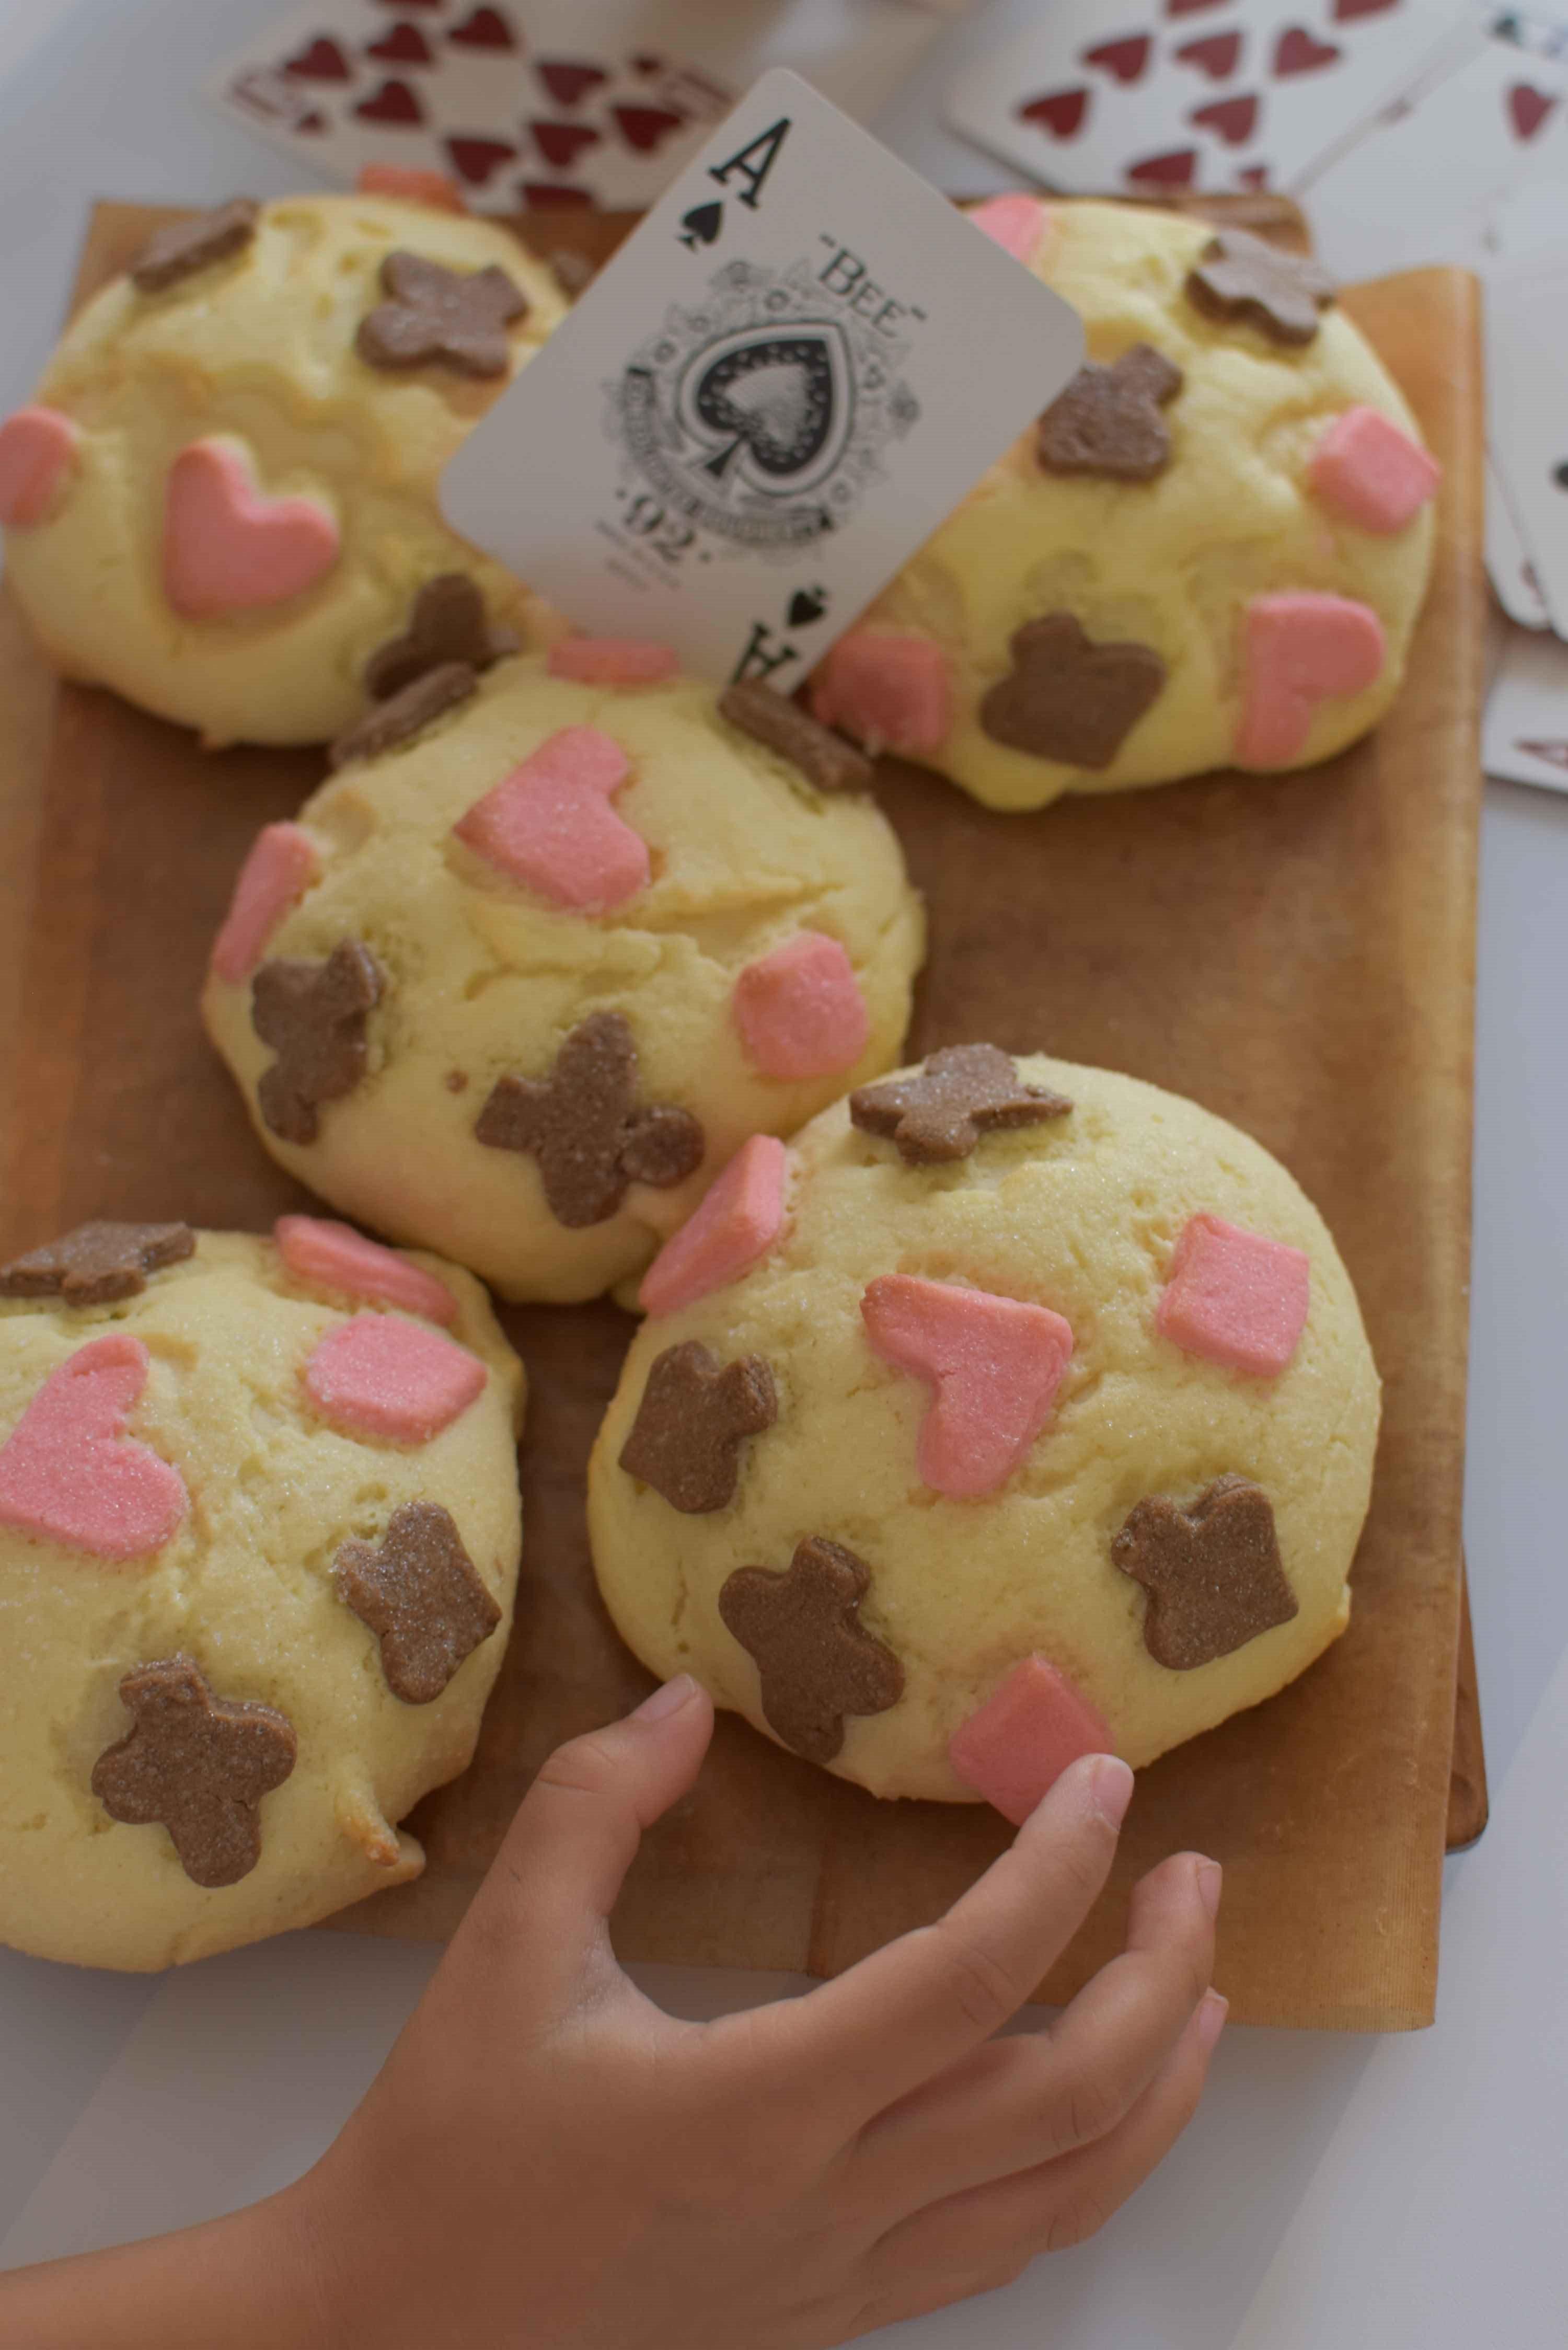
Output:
[868, 1988, 1227, 2286]
[850, 1850, 1218, 2210]
[455, 1676, 714, 2013]
[753, 1753, 1133, 2127]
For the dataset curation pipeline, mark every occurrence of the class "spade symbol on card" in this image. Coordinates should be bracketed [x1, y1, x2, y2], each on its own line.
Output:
[678, 199, 723, 250]
[686, 329, 850, 494]
[788, 585, 829, 628]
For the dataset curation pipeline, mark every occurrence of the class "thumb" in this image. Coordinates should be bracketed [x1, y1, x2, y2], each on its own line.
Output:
[463, 1675, 713, 2012]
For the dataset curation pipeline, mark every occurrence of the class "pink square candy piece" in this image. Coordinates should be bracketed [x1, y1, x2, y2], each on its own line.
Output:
[210, 823, 320, 983]
[546, 636, 678, 686]
[0, 1334, 188, 1562]
[732, 933, 869, 1081]
[275, 1216, 457, 1327]
[638, 1134, 787, 1319]
[1233, 592, 1386, 768]
[302, 1315, 487, 1442]
[1156, 1212, 1310, 1378]
[810, 631, 952, 758]
[453, 725, 648, 910]
[949, 1657, 1115, 1827]
[970, 193, 1053, 267]
[860, 1275, 1074, 1500]
[1308, 407, 1440, 535]
[162, 437, 340, 619]
[0, 406, 79, 527]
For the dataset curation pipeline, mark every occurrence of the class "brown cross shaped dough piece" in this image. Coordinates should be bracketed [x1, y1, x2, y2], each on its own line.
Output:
[980, 614, 1167, 769]
[329, 660, 478, 770]
[619, 1341, 779, 1514]
[1037, 343, 1184, 481]
[475, 1010, 704, 1228]
[1112, 1474, 1299, 1671]
[90, 1655, 297, 1888]
[364, 575, 520, 701]
[356, 250, 529, 378]
[1185, 230, 1335, 349]
[718, 681, 873, 793]
[130, 198, 258, 294]
[719, 1536, 904, 1765]
[850, 1043, 1072, 1166]
[251, 938, 385, 1146]
[334, 1501, 501, 1704]
[0, 1220, 194, 1306]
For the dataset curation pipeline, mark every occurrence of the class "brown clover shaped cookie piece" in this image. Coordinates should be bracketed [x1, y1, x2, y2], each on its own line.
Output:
[334, 1500, 501, 1704]
[1037, 343, 1184, 482]
[364, 575, 520, 702]
[1112, 1474, 1299, 1670]
[980, 614, 1167, 769]
[718, 681, 873, 793]
[1185, 229, 1335, 349]
[90, 1654, 297, 1888]
[329, 660, 478, 769]
[130, 198, 259, 294]
[0, 1220, 194, 1306]
[356, 250, 529, 378]
[718, 1535, 904, 1765]
[619, 1340, 778, 1514]
[251, 938, 385, 1146]
[850, 1043, 1071, 1166]
[475, 1010, 704, 1228]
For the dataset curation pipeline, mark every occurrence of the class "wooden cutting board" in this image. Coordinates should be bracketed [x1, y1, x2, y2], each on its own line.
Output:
[0, 199, 1486, 2026]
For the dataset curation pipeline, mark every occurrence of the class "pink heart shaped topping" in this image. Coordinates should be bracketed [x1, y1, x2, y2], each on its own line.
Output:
[639, 1134, 787, 1319]
[970, 193, 1054, 267]
[1233, 592, 1386, 767]
[1156, 1213, 1309, 1377]
[0, 1334, 188, 1561]
[1307, 406, 1440, 535]
[949, 1656, 1115, 1824]
[210, 823, 320, 983]
[732, 933, 869, 1081]
[302, 1315, 486, 1442]
[275, 1217, 457, 1326]
[810, 631, 952, 758]
[546, 636, 678, 685]
[860, 1275, 1074, 1499]
[453, 725, 649, 909]
[162, 437, 341, 619]
[0, 406, 79, 527]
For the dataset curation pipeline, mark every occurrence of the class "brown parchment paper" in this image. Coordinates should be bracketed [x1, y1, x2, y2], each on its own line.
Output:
[0, 203, 1485, 2029]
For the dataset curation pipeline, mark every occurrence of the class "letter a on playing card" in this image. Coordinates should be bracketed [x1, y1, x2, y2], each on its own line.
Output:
[442, 70, 1083, 691]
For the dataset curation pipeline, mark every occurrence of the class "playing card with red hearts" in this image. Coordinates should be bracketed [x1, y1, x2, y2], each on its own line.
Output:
[944, 0, 1477, 198]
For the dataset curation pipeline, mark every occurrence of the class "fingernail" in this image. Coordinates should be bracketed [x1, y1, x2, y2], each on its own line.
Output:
[632, 1673, 698, 1723]
[1195, 1858, 1223, 1921]
[1197, 1990, 1228, 2052]
[1088, 1754, 1135, 1829]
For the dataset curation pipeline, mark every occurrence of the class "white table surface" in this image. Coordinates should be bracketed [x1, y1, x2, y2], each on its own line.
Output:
[2, 3, 1566, 2341]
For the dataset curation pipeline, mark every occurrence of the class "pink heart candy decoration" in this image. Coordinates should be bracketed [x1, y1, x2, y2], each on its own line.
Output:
[1307, 406, 1440, 535]
[1156, 1212, 1309, 1378]
[638, 1134, 786, 1319]
[0, 1334, 188, 1562]
[1233, 592, 1386, 767]
[275, 1216, 457, 1326]
[810, 631, 952, 757]
[162, 436, 341, 619]
[860, 1274, 1074, 1499]
[732, 932, 869, 1081]
[210, 823, 320, 983]
[302, 1315, 486, 1441]
[546, 636, 678, 685]
[970, 192, 1054, 267]
[0, 405, 79, 527]
[453, 725, 649, 909]
[949, 1657, 1115, 1825]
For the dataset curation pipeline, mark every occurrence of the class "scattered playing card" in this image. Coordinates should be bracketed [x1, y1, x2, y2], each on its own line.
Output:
[1486, 457, 1552, 628]
[442, 70, 1083, 689]
[1486, 238, 1568, 637]
[944, 0, 1474, 200]
[1482, 620, 1568, 790]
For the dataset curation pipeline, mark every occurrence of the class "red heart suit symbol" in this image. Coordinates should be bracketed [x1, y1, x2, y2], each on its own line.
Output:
[1175, 31, 1242, 77]
[448, 6, 515, 49]
[1333, 0, 1398, 18]
[531, 120, 602, 168]
[285, 37, 350, 80]
[1509, 84, 1557, 141]
[1128, 147, 1198, 185]
[366, 24, 433, 66]
[1517, 738, 1568, 769]
[536, 59, 607, 106]
[1018, 87, 1090, 138]
[0, 1334, 188, 1561]
[1081, 34, 1150, 83]
[445, 135, 517, 186]
[1237, 164, 1271, 189]
[612, 103, 685, 154]
[1167, 0, 1229, 14]
[1191, 93, 1259, 144]
[1273, 27, 1341, 76]
[355, 77, 424, 125]
[521, 183, 593, 210]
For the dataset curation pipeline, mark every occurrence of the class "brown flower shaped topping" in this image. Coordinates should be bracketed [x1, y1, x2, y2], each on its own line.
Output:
[850, 1043, 1071, 1166]
[0, 1220, 194, 1306]
[1037, 343, 1183, 481]
[475, 1011, 704, 1228]
[329, 662, 478, 770]
[979, 614, 1166, 769]
[251, 938, 385, 1145]
[719, 1536, 903, 1764]
[1185, 229, 1335, 348]
[90, 1655, 296, 1888]
[363, 575, 518, 701]
[718, 681, 873, 793]
[1113, 1475, 1299, 1669]
[356, 250, 528, 377]
[619, 1340, 778, 1513]
[334, 1501, 501, 1703]
[130, 199, 258, 294]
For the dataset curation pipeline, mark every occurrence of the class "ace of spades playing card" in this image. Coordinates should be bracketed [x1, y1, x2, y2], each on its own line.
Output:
[441, 70, 1084, 692]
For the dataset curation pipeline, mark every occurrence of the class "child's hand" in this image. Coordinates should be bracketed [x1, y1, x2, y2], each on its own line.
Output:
[295, 1676, 1225, 2348]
